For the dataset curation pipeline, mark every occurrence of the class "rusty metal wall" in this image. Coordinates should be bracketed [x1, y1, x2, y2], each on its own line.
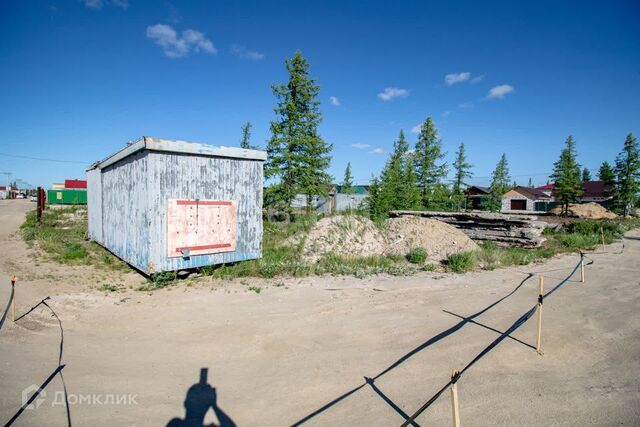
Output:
[100, 151, 151, 271]
[146, 151, 263, 272]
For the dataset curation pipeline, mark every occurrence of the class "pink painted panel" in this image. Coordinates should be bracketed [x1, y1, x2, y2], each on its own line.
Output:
[167, 199, 237, 258]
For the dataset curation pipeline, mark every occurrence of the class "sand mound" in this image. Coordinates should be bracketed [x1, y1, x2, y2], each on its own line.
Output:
[384, 216, 478, 260]
[298, 216, 387, 263]
[549, 202, 617, 219]
[295, 215, 477, 263]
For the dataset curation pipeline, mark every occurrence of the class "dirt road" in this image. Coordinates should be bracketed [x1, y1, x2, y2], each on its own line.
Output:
[1, 200, 639, 426]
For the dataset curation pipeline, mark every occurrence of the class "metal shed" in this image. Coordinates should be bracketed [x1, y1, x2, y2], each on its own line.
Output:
[86, 136, 267, 274]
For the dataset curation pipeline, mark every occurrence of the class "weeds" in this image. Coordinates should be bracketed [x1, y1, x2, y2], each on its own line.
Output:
[98, 283, 125, 292]
[407, 247, 428, 264]
[445, 251, 476, 273]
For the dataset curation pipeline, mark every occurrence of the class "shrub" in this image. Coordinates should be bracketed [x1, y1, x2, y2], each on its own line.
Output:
[445, 251, 476, 273]
[407, 247, 428, 264]
[62, 243, 88, 261]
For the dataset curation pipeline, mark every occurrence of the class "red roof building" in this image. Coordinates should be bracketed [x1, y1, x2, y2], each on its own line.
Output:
[64, 179, 87, 189]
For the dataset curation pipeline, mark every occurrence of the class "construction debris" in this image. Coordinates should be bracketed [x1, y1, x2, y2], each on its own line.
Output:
[390, 210, 547, 247]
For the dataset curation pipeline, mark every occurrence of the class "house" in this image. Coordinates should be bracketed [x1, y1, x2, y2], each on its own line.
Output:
[87, 136, 267, 274]
[464, 186, 490, 209]
[501, 186, 553, 213]
[533, 181, 614, 204]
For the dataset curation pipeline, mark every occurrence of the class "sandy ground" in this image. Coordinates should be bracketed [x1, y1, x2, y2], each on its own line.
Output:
[1, 199, 639, 426]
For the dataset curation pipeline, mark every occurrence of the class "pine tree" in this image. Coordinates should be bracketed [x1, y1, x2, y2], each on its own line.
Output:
[452, 142, 472, 195]
[527, 177, 533, 188]
[342, 162, 354, 194]
[414, 117, 448, 206]
[614, 133, 640, 216]
[483, 153, 510, 212]
[367, 175, 384, 221]
[265, 50, 333, 217]
[582, 167, 592, 182]
[403, 157, 423, 210]
[598, 161, 615, 183]
[550, 136, 583, 216]
[373, 130, 423, 216]
[239, 122, 255, 149]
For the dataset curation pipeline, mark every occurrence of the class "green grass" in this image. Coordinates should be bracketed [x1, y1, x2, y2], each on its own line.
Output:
[20, 207, 127, 270]
[407, 247, 428, 264]
[444, 251, 476, 273]
[21, 207, 640, 282]
[98, 283, 125, 292]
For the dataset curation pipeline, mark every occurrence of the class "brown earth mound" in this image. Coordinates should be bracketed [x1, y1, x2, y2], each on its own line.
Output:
[298, 216, 387, 263]
[295, 215, 477, 263]
[384, 216, 478, 260]
[549, 202, 617, 219]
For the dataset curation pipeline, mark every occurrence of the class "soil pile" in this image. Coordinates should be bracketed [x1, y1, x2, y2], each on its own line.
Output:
[298, 216, 387, 263]
[550, 202, 617, 219]
[384, 216, 478, 260]
[295, 215, 477, 263]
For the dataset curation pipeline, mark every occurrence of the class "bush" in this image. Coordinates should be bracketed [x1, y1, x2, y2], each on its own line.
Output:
[407, 247, 428, 264]
[445, 251, 476, 273]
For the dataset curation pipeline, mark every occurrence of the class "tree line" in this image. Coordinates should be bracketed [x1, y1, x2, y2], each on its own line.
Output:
[242, 50, 639, 219]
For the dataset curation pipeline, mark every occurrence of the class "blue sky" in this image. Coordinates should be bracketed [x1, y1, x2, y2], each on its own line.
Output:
[1, 0, 639, 188]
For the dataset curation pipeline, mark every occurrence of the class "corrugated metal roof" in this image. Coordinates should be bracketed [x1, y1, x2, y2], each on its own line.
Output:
[88, 136, 267, 171]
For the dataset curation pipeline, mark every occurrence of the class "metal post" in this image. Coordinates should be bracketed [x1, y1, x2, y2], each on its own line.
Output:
[580, 255, 585, 283]
[450, 369, 461, 427]
[536, 276, 544, 355]
[10, 275, 16, 322]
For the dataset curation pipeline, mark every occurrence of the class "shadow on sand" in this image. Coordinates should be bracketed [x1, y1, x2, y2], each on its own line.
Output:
[168, 368, 236, 427]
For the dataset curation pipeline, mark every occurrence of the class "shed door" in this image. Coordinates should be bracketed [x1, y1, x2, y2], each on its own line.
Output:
[510, 199, 527, 210]
[167, 199, 237, 258]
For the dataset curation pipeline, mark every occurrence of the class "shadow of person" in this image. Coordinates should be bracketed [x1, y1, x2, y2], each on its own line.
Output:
[168, 368, 236, 427]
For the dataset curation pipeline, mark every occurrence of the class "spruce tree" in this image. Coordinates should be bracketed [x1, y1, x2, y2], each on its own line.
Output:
[527, 177, 534, 188]
[582, 167, 592, 182]
[550, 136, 583, 216]
[374, 130, 423, 215]
[367, 175, 384, 221]
[414, 117, 448, 205]
[452, 142, 472, 195]
[239, 122, 255, 149]
[342, 162, 354, 194]
[598, 161, 615, 183]
[265, 50, 333, 217]
[614, 133, 640, 216]
[484, 153, 510, 212]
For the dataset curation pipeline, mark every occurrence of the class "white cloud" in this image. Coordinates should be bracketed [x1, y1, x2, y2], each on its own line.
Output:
[458, 101, 474, 109]
[351, 143, 370, 149]
[487, 84, 514, 99]
[471, 74, 484, 83]
[329, 96, 340, 106]
[378, 87, 409, 101]
[442, 111, 451, 117]
[230, 44, 265, 60]
[445, 72, 471, 86]
[84, 0, 128, 9]
[411, 123, 422, 134]
[146, 24, 216, 58]
[369, 148, 384, 154]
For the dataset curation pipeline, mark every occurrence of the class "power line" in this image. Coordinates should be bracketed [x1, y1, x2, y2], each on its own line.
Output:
[0, 152, 91, 165]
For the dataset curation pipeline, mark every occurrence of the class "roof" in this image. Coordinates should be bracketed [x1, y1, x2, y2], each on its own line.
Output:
[335, 185, 369, 195]
[88, 136, 267, 171]
[535, 184, 554, 191]
[582, 180, 612, 198]
[465, 185, 490, 195]
[536, 181, 612, 198]
[508, 186, 552, 200]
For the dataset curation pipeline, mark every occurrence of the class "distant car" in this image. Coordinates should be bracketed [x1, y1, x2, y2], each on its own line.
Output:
[30, 195, 37, 202]
[15, 193, 26, 199]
